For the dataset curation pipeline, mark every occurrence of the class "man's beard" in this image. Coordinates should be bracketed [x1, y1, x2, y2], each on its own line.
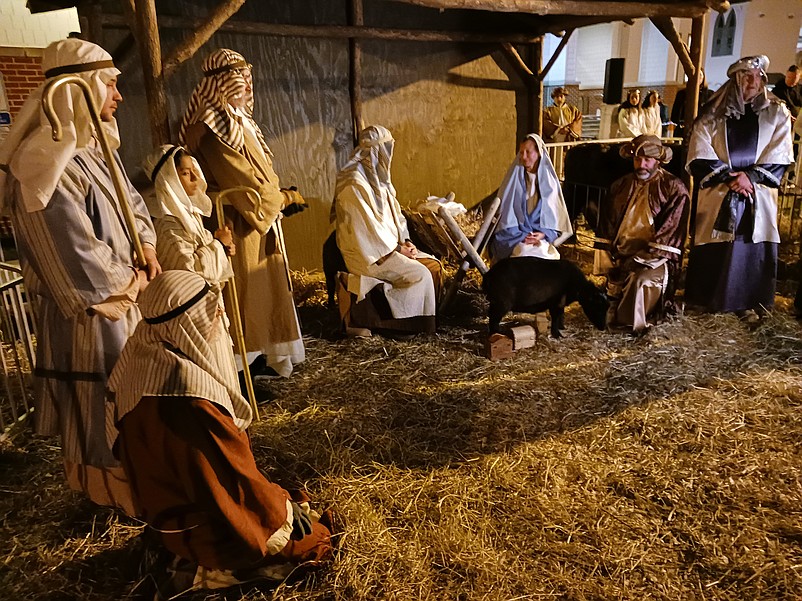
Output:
[635, 168, 656, 180]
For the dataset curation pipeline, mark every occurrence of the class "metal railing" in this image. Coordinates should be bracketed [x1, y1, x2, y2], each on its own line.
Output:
[0, 261, 36, 441]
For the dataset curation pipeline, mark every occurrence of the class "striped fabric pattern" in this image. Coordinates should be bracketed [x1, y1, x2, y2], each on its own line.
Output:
[9, 147, 156, 467]
[179, 49, 271, 156]
[107, 270, 252, 452]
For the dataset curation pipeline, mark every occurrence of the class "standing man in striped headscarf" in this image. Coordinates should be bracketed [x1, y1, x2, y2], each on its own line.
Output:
[180, 49, 305, 380]
[0, 38, 161, 514]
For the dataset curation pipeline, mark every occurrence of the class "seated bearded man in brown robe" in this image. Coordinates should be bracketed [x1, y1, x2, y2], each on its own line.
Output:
[107, 270, 331, 595]
[597, 135, 689, 333]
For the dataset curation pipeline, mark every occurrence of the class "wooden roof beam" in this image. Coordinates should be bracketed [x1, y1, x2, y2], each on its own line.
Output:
[101, 14, 544, 46]
[650, 16, 695, 79]
[163, 0, 248, 78]
[389, 0, 714, 18]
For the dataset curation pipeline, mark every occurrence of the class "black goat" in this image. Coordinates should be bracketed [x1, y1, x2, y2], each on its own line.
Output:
[322, 231, 346, 309]
[482, 257, 609, 337]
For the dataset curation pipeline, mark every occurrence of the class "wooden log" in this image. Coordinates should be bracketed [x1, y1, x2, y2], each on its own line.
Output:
[101, 14, 543, 44]
[509, 325, 536, 350]
[685, 12, 706, 246]
[438, 206, 489, 274]
[132, 0, 170, 145]
[501, 42, 535, 79]
[163, 0, 247, 78]
[531, 40, 543, 136]
[485, 332, 514, 361]
[539, 28, 573, 80]
[685, 13, 706, 140]
[387, 0, 710, 18]
[650, 16, 694, 79]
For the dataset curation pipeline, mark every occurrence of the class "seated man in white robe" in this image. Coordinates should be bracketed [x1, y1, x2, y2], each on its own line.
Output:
[333, 125, 440, 338]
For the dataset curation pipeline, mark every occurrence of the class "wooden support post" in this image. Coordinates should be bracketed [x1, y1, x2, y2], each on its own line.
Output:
[348, 0, 365, 146]
[685, 13, 706, 139]
[163, 0, 248, 78]
[650, 16, 694, 79]
[540, 29, 573, 81]
[531, 40, 543, 137]
[132, 0, 170, 146]
[685, 12, 707, 246]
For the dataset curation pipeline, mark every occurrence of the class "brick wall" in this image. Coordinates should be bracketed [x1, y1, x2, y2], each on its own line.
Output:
[1, 54, 44, 117]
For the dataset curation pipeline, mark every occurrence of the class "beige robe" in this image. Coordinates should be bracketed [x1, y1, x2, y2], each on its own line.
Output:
[543, 103, 582, 142]
[154, 214, 233, 293]
[184, 122, 304, 377]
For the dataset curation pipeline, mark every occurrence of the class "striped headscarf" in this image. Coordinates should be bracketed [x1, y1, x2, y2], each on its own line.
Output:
[179, 48, 271, 155]
[0, 38, 121, 213]
[107, 270, 252, 449]
[333, 125, 397, 222]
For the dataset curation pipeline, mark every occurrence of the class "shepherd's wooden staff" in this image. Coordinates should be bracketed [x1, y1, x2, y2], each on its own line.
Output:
[42, 74, 146, 269]
[216, 186, 264, 419]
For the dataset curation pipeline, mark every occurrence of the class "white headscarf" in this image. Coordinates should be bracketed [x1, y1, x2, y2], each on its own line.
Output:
[141, 145, 212, 240]
[0, 38, 121, 213]
[107, 270, 252, 450]
[495, 133, 573, 245]
[333, 125, 397, 222]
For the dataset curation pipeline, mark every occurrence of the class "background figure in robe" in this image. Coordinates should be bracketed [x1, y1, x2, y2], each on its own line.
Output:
[671, 70, 713, 140]
[180, 48, 305, 379]
[333, 125, 440, 338]
[618, 89, 646, 138]
[684, 55, 792, 322]
[0, 38, 161, 514]
[641, 90, 664, 137]
[489, 133, 573, 263]
[598, 135, 689, 333]
[107, 271, 331, 596]
[770, 65, 802, 124]
[543, 87, 583, 143]
[770, 65, 802, 186]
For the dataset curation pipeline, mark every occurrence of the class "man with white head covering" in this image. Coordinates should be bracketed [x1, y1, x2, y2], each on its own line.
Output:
[489, 133, 573, 263]
[597, 135, 689, 333]
[0, 38, 160, 513]
[142, 144, 234, 292]
[180, 48, 305, 379]
[685, 55, 793, 321]
[333, 125, 440, 337]
[108, 271, 331, 595]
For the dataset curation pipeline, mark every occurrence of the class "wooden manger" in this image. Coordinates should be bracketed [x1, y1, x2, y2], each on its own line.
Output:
[405, 197, 502, 311]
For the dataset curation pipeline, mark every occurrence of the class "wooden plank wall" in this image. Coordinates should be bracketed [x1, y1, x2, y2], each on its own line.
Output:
[110, 4, 522, 271]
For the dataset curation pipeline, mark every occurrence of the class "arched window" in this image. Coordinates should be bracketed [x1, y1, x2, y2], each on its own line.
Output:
[711, 11, 737, 57]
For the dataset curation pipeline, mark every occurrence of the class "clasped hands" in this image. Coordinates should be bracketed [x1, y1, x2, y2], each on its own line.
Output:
[523, 231, 546, 246]
[726, 171, 754, 197]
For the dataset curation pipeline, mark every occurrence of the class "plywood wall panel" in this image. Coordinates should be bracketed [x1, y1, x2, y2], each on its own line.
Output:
[112, 18, 523, 271]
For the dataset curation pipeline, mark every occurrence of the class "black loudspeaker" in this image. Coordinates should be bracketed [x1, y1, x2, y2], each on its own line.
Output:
[603, 58, 625, 104]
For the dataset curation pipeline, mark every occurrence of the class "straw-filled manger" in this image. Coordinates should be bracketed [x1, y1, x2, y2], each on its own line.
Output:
[2, 267, 802, 600]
